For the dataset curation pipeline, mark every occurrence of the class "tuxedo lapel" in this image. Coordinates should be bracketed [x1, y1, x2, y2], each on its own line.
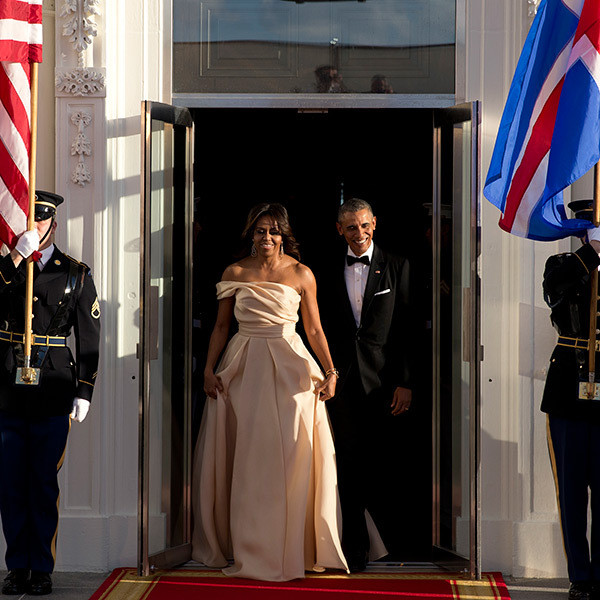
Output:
[360, 244, 386, 322]
[336, 252, 356, 329]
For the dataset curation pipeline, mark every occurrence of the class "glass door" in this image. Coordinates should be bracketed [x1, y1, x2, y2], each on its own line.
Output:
[431, 102, 481, 578]
[139, 101, 194, 575]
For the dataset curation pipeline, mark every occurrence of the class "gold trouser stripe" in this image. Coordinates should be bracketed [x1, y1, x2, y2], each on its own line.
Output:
[51, 418, 71, 564]
[546, 416, 569, 563]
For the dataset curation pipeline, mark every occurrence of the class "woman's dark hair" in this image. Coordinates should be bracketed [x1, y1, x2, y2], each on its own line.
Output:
[240, 203, 301, 261]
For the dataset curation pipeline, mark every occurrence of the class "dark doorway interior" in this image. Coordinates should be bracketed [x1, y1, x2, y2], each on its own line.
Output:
[191, 108, 436, 561]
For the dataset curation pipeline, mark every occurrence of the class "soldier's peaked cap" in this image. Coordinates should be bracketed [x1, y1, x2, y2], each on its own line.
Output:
[34, 190, 64, 221]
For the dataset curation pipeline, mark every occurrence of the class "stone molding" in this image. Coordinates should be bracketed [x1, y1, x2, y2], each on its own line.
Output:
[60, 0, 100, 65]
[528, 0, 541, 17]
[70, 109, 93, 186]
[55, 67, 106, 97]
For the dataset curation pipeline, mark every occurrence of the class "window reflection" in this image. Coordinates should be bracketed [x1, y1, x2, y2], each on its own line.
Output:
[173, 0, 455, 94]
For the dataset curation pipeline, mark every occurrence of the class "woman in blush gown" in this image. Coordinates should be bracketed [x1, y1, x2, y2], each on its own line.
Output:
[191, 203, 348, 581]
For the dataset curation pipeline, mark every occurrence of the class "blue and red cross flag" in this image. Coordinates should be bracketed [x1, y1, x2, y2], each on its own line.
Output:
[484, 0, 600, 241]
[0, 0, 42, 249]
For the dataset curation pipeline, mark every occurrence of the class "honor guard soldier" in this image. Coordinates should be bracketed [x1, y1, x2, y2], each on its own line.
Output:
[0, 192, 100, 596]
[542, 200, 600, 600]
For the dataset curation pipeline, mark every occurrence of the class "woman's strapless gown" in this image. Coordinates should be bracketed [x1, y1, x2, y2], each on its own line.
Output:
[191, 281, 348, 581]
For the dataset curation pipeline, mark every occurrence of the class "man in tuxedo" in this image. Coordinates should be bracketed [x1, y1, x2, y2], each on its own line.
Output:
[320, 198, 412, 573]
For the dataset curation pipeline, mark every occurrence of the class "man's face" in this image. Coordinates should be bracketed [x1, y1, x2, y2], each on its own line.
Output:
[336, 209, 376, 256]
[35, 218, 56, 250]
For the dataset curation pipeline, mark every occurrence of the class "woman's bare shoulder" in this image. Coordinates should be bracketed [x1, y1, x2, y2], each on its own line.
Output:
[221, 262, 245, 281]
[292, 262, 316, 292]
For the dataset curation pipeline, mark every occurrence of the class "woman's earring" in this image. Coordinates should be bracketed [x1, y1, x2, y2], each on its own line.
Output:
[251, 243, 257, 257]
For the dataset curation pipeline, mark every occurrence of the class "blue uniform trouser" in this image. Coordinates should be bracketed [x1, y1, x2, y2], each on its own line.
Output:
[547, 415, 600, 583]
[0, 413, 70, 573]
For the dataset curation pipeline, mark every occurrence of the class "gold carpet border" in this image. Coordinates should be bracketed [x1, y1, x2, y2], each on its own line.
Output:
[451, 574, 503, 599]
[99, 568, 504, 600]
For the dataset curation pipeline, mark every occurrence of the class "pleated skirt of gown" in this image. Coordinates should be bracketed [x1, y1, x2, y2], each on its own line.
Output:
[191, 285, 348, 581]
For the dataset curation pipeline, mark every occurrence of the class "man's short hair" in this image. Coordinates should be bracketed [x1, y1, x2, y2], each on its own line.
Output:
[337, 198, 373, 222]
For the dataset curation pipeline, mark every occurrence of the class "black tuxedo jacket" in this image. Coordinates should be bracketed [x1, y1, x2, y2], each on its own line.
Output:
[319, 244, 412, 398]
[0, 247, 101, 417]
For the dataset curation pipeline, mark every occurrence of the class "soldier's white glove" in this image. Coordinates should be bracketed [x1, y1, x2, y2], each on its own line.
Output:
[70, 398, 90, 423]
[15, 230, 39, 258]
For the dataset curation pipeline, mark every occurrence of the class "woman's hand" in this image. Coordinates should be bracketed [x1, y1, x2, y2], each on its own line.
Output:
[315, 373, 337, 401]
[204, 371, 223, 399]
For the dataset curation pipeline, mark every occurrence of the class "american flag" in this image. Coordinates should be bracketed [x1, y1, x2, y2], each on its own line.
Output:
[0, 0, 42, 249]
[484, 0, 600, 241]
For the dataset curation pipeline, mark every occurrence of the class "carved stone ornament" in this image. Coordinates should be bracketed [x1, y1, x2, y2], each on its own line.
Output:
[71, 111, 93, 187]
[55, 68, 105, 97]
[60, 0, 100, 58]
[528, 0, 541, 17]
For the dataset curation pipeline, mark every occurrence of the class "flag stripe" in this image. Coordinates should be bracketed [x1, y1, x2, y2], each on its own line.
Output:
[501, 152, 551, 237]
[516, 41, 574, 169]
[0, 0, 42, 63]
[0, 21, 42, 45]
[562, 0, 585, 17]
[501, 79, 564, 230]
[569, 34, 600, 86]
[0, 3, 42, 24]
[0, 62, 30, 152]
[0, 172, 27, 244]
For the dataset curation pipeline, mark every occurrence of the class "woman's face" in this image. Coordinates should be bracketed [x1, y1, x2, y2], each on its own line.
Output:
[253, 216, 283, 257]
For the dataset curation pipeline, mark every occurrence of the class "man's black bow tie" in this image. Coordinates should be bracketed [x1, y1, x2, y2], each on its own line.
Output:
[347, 255, 370, 266]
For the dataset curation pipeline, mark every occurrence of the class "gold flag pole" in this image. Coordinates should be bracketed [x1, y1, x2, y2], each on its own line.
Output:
[587, 161, 600, 398]
[18, 61, 39, 385]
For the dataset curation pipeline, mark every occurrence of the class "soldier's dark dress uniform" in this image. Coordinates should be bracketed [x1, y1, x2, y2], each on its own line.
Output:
[542, 240, 600, 594]
[0, 200, 100, 590]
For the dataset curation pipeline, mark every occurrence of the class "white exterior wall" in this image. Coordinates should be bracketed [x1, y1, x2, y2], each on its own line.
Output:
[0, 0, 575, 578]
[466, 0, 571, 579]
[0, 0, 171, 572]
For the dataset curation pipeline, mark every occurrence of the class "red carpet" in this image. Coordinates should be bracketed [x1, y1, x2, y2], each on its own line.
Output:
[89, 568, 510, 600]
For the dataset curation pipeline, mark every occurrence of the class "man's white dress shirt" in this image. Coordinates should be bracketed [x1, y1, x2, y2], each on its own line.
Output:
[36, 244, 55, 271]
[344, 243, 374, 327]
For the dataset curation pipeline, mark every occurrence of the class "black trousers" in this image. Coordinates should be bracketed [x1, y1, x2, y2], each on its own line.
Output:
[547, 414, 600, 583]
[0, 413, 70, 573]
[326, 370, 394, 560]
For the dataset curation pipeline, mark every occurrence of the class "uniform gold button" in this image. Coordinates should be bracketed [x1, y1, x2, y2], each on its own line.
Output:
[33, 296, 38, 302]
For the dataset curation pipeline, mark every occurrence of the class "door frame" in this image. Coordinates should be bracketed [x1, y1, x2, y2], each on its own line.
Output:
[430, 102, 481, 578]
[138, 101, 481, 577]
[139, 100, 195, 576]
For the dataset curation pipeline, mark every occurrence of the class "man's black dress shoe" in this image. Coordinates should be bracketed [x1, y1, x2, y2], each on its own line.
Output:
[569, 582, 591, 600]
[2, 569, 29, 595]
[27, 571, 52, 596]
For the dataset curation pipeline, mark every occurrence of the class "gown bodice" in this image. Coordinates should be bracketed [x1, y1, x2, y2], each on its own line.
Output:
[217, 280, 300, 338]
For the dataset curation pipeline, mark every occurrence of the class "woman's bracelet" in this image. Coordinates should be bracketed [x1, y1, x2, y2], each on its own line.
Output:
[325, 368, 339, 378]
